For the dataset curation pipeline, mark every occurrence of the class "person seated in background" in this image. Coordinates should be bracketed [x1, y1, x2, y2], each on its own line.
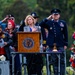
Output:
[24, 15, 43, 75]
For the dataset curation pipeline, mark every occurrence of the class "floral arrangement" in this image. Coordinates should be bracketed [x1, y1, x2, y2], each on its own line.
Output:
[69, 32, 75, 68]
[72, 32, 75, 40]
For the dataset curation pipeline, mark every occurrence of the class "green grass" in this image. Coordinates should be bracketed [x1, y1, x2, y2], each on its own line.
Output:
[22, 66, 75, 75]
[66, 67, 75, 75]
[43, 66, 75, 75]
[42, 66, 47, 75]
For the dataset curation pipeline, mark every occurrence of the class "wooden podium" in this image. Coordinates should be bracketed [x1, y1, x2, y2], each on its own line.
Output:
[17, 32, 41, 53]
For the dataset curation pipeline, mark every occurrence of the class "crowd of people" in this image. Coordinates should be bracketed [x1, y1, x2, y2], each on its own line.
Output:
[0, 8, 68, 75]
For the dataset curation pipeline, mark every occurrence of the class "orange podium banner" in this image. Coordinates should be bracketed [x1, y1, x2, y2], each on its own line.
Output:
[17, 32, 40, 53]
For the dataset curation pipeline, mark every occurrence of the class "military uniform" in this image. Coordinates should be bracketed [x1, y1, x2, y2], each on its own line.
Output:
[40, 19, 68, 47]
[40, 9, 68, 75]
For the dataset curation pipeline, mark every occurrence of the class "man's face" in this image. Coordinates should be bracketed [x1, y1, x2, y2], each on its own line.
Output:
[52, 13, 60, 20]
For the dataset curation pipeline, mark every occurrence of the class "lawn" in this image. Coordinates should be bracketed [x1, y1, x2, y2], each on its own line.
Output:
[22, 66, 75, 75]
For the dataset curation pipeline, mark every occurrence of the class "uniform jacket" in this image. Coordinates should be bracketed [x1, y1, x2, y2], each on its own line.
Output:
[39, 18, 68, 47]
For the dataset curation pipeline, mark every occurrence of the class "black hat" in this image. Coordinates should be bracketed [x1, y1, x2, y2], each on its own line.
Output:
[31, 12, 39, 18]
[8, 14, 14, 17]
[51, 8, 61, 14]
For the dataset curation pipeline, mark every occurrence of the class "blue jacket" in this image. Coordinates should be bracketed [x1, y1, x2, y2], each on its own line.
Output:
[0, 21, 7, 30]
[39, 18, 68, 47]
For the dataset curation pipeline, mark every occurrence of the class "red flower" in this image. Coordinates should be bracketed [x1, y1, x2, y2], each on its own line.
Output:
[72, 32, 75, 40]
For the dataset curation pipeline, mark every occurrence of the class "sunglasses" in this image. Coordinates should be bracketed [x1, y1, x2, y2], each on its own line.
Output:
[8, 18, 14, 20]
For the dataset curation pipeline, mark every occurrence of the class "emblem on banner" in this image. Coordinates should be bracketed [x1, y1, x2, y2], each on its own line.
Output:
[23, 38, 34, 49]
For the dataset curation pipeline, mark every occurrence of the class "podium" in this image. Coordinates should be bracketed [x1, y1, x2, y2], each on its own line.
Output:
[17, 32, 41, 53]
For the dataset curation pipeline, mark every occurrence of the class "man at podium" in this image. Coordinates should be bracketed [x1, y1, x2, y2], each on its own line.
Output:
[23, 15, 43, 75]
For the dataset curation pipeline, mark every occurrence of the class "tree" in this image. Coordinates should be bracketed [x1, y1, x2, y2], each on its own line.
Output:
[68, 0, 75, 28]
[37, 0, 68, 21]
[2, 0, 31, 24]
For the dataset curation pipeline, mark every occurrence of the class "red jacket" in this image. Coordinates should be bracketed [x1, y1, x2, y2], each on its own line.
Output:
[0, 47, 6, 55]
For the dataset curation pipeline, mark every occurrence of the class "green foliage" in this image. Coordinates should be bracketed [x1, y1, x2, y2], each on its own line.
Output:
[37, 0, 68, 20]
[67, 0, 75, 28]
[24, 0, 37, 10]
[66, 26, 74, 66]
[0, 0, 15, 19]
[2, 0, 31, 24]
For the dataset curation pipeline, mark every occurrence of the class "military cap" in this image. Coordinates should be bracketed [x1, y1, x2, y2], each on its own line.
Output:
[31, 12, 39, 18]
[51, 8, 61, 14]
